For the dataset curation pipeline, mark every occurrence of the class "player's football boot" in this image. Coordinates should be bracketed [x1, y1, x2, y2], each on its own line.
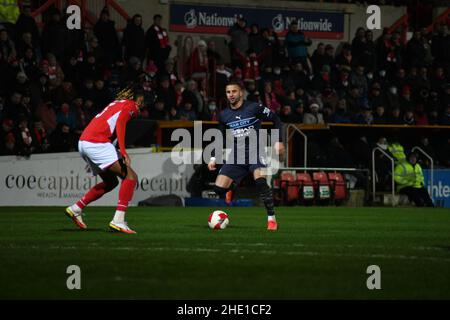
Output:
[109, 221, 137, 234]
[225, 189, 234, 206]
[65, 207, 87, 230]
[267, 220, 278, 231]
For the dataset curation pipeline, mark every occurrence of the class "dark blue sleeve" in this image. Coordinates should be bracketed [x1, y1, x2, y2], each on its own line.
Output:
[254, 103, 284, 142]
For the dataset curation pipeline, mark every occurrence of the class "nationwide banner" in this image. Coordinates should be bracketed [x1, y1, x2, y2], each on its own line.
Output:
[0, 149, 196, 206]
[170, 3, 345, 39]
[423, 169, 450, 208]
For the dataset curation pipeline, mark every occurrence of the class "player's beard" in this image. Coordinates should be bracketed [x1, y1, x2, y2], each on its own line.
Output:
[228, 93, 242, 108]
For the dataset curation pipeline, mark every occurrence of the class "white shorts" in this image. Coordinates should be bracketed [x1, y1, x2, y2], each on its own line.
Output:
[78, 141, 119, 175]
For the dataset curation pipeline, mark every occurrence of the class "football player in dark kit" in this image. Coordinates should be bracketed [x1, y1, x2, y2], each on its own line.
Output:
[208, 81, 285, 231]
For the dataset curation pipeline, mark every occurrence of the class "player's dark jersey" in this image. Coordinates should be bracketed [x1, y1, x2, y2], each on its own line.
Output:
[217, 100, 283, 165]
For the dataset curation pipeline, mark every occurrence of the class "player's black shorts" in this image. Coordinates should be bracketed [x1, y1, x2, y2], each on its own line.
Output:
[218, 161, 266, 183]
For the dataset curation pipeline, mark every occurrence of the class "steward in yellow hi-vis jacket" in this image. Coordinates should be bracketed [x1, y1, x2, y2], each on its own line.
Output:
[0, 0, 20, 23]
[388, 141, 406, 163]
[394, 152, 434, 207]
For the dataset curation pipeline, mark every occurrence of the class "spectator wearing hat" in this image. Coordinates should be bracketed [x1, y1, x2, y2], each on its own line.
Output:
[122, 14, 145, 62]
[303, 102, 324, 124]
[188, 40, 209, 83]
[42, 53, 65, 83]
[145, 14, 171, 71]
[235, 48, 262, 83]
[285, 19, 312, 66]
[93, 7, 121, 67]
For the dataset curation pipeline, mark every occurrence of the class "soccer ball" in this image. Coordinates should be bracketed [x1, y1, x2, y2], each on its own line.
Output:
[208, 210, 229, 230]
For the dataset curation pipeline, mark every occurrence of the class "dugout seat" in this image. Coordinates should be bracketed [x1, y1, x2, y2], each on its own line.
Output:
[312, 171, 331, 202]
[280, 171, 299, 204]
[327, 172, 348, 204]
[296, 172, 315, 204]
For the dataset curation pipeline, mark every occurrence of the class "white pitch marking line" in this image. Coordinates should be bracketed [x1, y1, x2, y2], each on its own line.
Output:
[3, 245, 450, 262]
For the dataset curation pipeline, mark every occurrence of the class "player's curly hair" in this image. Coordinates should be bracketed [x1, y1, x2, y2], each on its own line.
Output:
[116, 85, 134, 100]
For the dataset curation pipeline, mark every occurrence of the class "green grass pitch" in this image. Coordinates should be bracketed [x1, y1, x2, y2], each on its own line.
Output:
[1, 206, 450, 299]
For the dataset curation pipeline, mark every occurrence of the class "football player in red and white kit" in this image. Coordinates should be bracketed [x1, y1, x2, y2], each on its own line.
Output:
[65, 87, 144, 234]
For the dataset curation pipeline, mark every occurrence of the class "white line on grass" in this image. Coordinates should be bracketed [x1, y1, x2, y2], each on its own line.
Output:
[2, 244, 450, 262]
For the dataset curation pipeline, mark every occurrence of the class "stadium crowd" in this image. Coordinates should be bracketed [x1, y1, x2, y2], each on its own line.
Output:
[0, 5, 449, 169]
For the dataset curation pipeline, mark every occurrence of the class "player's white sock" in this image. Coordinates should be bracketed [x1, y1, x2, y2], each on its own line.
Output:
[113, 210, 125, 223]
[268, 215, 276, 222]
[70, 203, 82, 214]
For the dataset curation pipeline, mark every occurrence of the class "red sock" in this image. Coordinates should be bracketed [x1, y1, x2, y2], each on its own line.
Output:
[76, 182, 108, 209]
[116, 179, 136, 212]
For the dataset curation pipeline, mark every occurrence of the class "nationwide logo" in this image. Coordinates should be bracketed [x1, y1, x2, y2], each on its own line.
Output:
[184, 9, 197, 28]
[184, 9, 238, 28]
[272, 14, 284, 33]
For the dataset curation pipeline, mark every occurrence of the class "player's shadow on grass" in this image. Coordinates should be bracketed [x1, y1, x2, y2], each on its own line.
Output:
[56, 228, 104, 232]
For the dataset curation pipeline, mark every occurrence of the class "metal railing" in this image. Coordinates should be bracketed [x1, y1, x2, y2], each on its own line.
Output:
[412, 146, 434, 202]
[285, 124, 307, 169]
[372, 147, 396, 207]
